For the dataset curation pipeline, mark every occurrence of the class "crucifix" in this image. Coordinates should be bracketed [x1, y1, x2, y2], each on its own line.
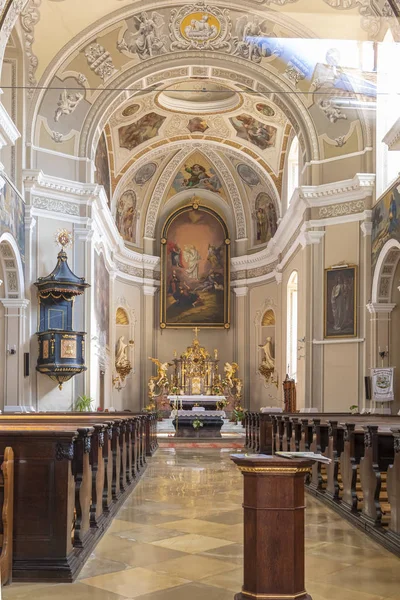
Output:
[193, 327, 200, 340]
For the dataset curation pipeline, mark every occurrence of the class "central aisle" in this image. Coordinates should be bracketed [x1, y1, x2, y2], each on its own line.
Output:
[4, 447, 399, 600]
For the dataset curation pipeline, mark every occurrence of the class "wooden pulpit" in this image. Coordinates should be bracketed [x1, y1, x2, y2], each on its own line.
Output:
[231, 454, 312, 600]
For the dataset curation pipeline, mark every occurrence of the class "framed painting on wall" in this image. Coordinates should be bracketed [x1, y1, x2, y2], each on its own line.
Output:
[160, 201, 230, 329]
[324, 265, 357, 338]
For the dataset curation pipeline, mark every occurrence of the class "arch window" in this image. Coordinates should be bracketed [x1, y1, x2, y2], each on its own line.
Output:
[287, 136, 299, 207]
[287, 271, 298, 381]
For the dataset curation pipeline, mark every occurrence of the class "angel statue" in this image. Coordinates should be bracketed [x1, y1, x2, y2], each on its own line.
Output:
[232, 15, 275, 63]
[54, 89, 83, 122]
[259, 337, 275, 370]
[224, 362, 239, 388]
[117, 12, 168, 59]
[148, 357, 171, 386]
[148, 378, 156, 398]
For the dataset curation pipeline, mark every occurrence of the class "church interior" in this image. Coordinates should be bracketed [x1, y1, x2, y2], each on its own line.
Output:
[1, 0, 400, 598]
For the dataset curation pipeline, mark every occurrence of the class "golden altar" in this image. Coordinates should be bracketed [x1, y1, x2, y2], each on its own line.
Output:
[147, 329, 243, 413]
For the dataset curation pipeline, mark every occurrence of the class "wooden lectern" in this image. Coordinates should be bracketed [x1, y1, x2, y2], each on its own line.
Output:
[283, 375, 297, 413]
[231, 454, 312, 600]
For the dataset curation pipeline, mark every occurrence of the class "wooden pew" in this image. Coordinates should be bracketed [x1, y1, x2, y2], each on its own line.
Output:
[387, 428, 400, 540]
[0, 448, 13, 586]
[252, 411, 400, 557]
[0, 413, 153, 582]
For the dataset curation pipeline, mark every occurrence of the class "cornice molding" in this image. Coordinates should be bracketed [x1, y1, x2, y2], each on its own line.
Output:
[0, 96, 20, 148]
[25, 170, 375, 287]
[366, 302, 396, 314]
[299, 173, 375, 207]
[383, 117, 400, 151]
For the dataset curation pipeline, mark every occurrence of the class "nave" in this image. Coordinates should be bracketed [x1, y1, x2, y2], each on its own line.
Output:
[3, 446, 399, 600]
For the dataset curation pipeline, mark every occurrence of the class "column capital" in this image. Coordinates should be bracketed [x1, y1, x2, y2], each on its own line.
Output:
[233, 286, 248, 297]
[0, 298, 30, 311]
[300, 231, 325, 248]
[74, 227, 94, 242]
[366, 302, 396, 315]
[143, 285, 157, 297]
[361, 221, 372, 237]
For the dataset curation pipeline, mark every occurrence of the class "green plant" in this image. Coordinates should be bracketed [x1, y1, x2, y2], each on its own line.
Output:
[233, 406, 246, 423]
[349, 405, 358, 414]
[192, 418, 203, 430]
[74, 395, 93, 412]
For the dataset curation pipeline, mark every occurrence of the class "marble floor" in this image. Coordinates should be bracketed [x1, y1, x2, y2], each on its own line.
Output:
[3, 447, 400, 600]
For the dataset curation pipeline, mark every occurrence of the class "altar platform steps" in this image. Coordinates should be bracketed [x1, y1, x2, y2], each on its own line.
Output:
[157, 418, 245, 437]
[158, 439, 244, 449]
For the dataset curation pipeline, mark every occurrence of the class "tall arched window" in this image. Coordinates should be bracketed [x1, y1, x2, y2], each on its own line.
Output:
[287, 136, 299, 207]
[287, 271, 298, 381]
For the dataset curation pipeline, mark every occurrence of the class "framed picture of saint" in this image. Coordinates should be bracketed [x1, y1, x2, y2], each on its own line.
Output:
[324, 265, 357, 338]
[160, 202, 230, 329]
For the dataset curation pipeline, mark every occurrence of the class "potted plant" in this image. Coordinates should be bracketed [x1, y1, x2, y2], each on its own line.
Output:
[74, 395, 93, 412]
[233, 406, 246, 424]
[349, 405, 359, 415]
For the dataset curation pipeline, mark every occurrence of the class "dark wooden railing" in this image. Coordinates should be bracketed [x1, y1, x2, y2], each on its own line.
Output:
[0, 413, 158, 582]
[244, 411, 400, 557]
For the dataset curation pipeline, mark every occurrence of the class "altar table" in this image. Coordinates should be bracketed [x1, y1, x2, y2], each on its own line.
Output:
[168, 395, 226, 411]
[173, 415, 224, 438]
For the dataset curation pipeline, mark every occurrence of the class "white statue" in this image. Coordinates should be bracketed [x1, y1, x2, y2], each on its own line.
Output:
[54, 89, 83, 122]
[118, 12, 167, 59]
[318, 98, 347, 124]
[259, 337, 275, 370]
[115, 336, 131, 369]
[233, 15, 274, 62]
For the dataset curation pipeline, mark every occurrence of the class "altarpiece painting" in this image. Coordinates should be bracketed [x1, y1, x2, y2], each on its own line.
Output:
[161, 203, 230, 328]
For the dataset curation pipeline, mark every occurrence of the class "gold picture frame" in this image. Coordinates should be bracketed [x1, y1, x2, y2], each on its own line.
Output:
[160, 200, 230, 329]
[324, 265, 357, 339]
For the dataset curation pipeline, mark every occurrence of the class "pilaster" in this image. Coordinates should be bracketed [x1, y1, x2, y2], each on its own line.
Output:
[142, 285, 157, 408]
[0, 298, 30, 407]
[234, 287, 249, 409]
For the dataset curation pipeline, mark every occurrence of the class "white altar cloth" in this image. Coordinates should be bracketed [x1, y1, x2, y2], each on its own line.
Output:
[170, 410, 226, 418]
[168, 395, 226, 403]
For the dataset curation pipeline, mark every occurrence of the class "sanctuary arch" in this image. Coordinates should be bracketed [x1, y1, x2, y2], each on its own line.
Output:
[0, 0, 397, 417]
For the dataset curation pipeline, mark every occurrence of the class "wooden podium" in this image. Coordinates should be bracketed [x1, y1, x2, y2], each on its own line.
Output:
[231, 454, 312, 600]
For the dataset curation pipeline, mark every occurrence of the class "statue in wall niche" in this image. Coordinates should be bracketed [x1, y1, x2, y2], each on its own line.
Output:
[54, 89, 83, 122]
[115, 336, 132, 381]
[259, 337, 275, 370]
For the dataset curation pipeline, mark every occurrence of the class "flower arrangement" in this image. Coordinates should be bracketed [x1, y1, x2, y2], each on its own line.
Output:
[216, 399, 228, 410]
[192, 418, 204, 430]
[233, 406, 246, 423]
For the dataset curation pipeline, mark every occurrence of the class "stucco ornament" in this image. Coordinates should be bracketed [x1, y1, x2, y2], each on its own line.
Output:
[232, 15, 275, 63]
[54, 89, 83, 122]
[169, 2, 231, 51]
[84, 42, 116, 81]
[318, 98, 347, 123]
[117, 11, 168, 58]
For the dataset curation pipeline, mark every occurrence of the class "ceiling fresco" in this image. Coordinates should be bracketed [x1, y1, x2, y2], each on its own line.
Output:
[5, 0, 382, 256]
